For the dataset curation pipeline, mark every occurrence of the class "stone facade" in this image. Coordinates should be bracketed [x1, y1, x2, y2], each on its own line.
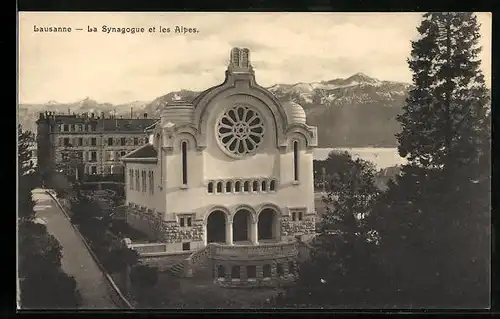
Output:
[127, 205, 205, 251]
[160, 219, 204, 243]
[213, 256, 298, 288]
[281, 214, 316, 238]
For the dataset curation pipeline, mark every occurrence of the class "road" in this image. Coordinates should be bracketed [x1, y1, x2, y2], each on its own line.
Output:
[32, 188, 119, 309]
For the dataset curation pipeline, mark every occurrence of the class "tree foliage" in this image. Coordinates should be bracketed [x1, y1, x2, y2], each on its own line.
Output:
[278, 151, 383, 308]
[372, 12, 490, 307]
[397, 12, 489, 172]
[20, 266, 80, 309]
[70, 190, 113, 248]
[18, 222, 63, 277]
[104, 247, 139, 274]
[18, 125, 81, 308]
[18, 125, 37, 222]
[130, 265, 159, 288]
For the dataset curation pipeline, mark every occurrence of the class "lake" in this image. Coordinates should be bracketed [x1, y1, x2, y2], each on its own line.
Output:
[313, 147, 407, 170]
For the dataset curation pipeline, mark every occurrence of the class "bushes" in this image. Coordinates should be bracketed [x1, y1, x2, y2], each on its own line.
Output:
[18, 126, 80, 309]
[20, 267, 80, 309]
[102, 247, 139, 274]
[18, 221, 81, 309]
[130, 265, 159, 289]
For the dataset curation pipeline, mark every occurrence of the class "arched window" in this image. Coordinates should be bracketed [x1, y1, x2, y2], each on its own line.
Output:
[269, 180, 276, 191]
[216, 181, 223, 193]
[155, 133, 160, 147]
[261, 180, 267, 192]
[243, 181, 250, 192]
[293, 140, 299, 181]
[181, 141, 188, 185]
[226, 181, 232, 193]
[208, 182, 214, 193]
[252, 181, 259, 192]
[235, 181, 241, 193]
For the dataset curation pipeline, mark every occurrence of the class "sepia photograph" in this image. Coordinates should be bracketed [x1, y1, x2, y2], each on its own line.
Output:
[17, 12, 491, 310]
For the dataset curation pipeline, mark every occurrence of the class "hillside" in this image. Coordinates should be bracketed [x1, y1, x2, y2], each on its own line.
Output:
[18, 73, 411, 147]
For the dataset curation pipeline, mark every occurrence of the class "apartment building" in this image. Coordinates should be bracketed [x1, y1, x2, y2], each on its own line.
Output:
[36, 111, 157, 177]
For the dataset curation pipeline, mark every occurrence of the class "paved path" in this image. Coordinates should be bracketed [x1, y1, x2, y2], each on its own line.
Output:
[32, 188, 118, 309]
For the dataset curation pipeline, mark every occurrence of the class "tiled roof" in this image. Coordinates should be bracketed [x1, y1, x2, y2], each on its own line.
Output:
[144, 120, 160, 132]
[100, 119, 157, 132]
[123, 144, 157, 159]
[50, 115, 158, 132]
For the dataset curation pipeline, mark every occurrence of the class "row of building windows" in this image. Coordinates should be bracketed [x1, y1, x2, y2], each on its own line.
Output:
[83, 165, 123, 175]
[59, 136, 148, 147]
[207, 179, 278, 194]
[216, 261, 295, 279]
[57, 123, 96, 133]
[129, 169, 154, 195]
[62, 150, 127, 162]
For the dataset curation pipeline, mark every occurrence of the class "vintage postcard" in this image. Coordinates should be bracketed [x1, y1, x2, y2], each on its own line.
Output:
[17, 12, 491, 310]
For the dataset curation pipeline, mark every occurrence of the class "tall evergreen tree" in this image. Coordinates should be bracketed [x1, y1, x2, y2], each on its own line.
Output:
[374, 12, 490, 307]
[397, 12, 489, 172]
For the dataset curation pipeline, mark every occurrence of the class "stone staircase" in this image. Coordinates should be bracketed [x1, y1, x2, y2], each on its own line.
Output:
[167, 244, 213, 278]
[168, 261, 186, 277]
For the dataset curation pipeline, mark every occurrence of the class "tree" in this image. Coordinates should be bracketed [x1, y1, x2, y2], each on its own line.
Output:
[129, 264, 159, 307]
[70, 191, 112, 247]
[18, 125, 37, 222]
[373, 12, 490, 307]
[278, 151, 383, 308]
[20, 266, 80, 309]
[18, 126, 81, 309]
[397, 13, 489, 173]
[57, 148, 84, 182]
[18, 222, 63, 276]
[130, 265, 159, 288]
[104, 247, 139, 274]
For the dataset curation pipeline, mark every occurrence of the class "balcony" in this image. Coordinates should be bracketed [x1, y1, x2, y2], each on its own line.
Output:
[210, 241, 298, 261]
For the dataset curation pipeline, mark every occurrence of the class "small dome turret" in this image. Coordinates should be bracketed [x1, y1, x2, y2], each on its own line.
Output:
[160, 100, 194, 126]
[282, 100, 307, 125]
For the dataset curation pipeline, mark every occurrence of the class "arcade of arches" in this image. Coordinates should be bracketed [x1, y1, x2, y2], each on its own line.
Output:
[206, 208, 280, 245]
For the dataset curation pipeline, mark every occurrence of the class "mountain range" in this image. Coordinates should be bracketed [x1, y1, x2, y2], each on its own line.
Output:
[18, 73, 412, 147]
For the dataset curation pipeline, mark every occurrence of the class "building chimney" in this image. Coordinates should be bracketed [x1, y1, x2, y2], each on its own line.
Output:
[144, 113, 148, 119]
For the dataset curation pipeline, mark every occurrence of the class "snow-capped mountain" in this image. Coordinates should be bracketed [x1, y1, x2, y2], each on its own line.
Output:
[267, 72, 411, 107]
[18, 73, 412, 147]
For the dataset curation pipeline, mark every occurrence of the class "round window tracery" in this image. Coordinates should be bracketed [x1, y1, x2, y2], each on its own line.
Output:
[216, 105, 265, 157]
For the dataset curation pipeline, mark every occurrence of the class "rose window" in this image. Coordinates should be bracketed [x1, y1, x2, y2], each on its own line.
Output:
[216, 105, 265, 157]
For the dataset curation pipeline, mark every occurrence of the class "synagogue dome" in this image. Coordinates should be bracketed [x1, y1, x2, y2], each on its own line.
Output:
[282, 101, 307, 125]
[160, 101, 195, 126]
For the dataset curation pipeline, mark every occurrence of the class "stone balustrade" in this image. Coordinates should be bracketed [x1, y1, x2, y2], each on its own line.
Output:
[211, 241, 298, 261]
[128, 242, 168, 254]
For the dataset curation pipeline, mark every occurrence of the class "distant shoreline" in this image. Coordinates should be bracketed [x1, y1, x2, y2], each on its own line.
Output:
[313, 147, 406, 170]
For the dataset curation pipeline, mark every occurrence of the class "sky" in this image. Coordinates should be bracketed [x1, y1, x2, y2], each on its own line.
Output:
[18, 12, 492, 105]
